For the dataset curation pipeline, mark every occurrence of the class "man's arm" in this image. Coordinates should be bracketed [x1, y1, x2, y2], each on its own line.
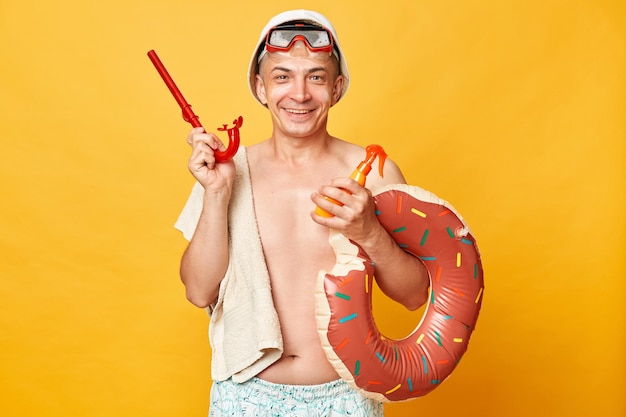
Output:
[351, 220, 429, 311]
[179, 128, 235, 308]
[180, 192, 230, 308]
[311, 160, 429, 310]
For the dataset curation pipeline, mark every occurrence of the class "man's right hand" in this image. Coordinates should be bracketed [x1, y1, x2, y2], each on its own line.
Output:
[186, 127, 236, 195]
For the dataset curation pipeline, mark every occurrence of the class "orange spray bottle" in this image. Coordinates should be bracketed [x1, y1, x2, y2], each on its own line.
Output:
[315, 144, 387, 217]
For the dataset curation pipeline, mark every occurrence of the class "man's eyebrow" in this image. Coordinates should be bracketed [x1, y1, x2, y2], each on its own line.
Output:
[307, 67, 328, 74]
[270, 66, 328, 73]
[271, 66, 292, 73]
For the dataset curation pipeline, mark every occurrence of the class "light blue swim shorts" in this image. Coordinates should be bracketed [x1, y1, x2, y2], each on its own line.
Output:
[208, 377, 384, 417]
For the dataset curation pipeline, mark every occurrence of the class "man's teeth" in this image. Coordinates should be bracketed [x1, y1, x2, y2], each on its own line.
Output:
[287, 109, 310, 114]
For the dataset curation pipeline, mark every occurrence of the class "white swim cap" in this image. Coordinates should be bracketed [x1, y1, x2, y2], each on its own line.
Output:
[247, 9, 350, 105]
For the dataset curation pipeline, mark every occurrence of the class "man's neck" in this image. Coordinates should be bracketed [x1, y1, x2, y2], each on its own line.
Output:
[266, 130, 336, 165]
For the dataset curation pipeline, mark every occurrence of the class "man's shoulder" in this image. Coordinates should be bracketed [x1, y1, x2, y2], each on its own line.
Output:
[331, 138, 366, 160]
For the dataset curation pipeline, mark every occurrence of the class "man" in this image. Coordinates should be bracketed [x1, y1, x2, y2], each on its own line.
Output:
[175, 9, 429, 416]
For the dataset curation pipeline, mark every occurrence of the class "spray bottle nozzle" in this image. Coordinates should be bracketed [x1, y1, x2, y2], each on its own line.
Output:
[352, 144, 387, 183]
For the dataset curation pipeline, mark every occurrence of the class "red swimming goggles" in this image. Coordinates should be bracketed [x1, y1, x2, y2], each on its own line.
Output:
[264, 22, 334, 54]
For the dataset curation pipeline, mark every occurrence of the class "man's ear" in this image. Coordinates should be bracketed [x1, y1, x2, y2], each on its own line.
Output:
[255, 74, 268, 105]
[331, 75, 344, 106]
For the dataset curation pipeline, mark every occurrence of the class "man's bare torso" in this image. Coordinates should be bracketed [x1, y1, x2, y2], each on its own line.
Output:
[246, 140, 367, 385]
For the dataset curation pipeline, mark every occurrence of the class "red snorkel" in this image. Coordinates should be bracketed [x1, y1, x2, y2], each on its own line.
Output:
[147, 50, 242, 162]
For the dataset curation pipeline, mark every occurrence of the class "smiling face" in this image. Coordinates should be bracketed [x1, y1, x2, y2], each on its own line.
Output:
[255, 41, 345, 140]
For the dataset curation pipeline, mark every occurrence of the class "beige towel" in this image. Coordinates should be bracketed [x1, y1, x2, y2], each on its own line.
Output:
[174, 146, 283, 382]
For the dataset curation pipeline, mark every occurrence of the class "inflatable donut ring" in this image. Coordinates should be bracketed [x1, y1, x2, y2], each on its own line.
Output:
[315, 183, 484, 402]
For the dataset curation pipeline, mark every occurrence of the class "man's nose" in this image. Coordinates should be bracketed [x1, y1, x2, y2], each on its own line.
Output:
[287, 41, 313, 101]
[290, 77, 311, 101]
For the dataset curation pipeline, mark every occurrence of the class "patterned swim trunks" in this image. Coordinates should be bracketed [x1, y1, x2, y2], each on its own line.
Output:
[208, 377, 384, 417]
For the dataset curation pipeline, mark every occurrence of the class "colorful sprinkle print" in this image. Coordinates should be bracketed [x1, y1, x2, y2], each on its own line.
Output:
[320, 185, 484, 402]
[338, 313, 357, 324]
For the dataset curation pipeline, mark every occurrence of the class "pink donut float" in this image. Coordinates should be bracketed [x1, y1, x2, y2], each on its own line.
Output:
[316, 183, 484, 402]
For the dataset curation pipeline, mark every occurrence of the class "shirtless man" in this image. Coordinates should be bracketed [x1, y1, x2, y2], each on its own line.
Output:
[176, 10, 429, 416]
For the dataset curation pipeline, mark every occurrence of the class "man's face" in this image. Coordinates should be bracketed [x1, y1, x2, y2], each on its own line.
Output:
[255, 41, 344, 139]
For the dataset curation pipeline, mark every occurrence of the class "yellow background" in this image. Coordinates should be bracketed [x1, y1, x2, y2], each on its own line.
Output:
[1, 0, 624, 416]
